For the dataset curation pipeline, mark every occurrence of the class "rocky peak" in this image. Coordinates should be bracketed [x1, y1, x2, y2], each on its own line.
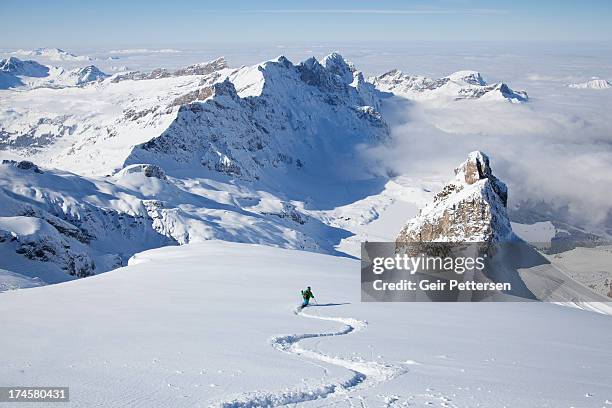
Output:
[323, 52, 354, 84]
[2, 160, 44, 174]
[453, 151, 508, 206]
[173, 57, 228, 76]
[210, 78, 239, 99]
[116, 163, 167, 180]
[447, 70, 486, 86]
[72, 65, 108, 84]
[397, 151, 513, 244]
[0, 57, 48, 77]
[297, 56, 328, 87]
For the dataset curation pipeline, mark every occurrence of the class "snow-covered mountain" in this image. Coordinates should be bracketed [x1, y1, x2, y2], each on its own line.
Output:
[0, 56, 49, 88]
[110, 57, 228, 81]
[11, 48, 93, 62]
[0, 159, 175, 282]
[0, 56, 108, 89]
[69, 65, 108, 84]
[0, 53, 392, 282]
[568, 78, 612, 89]
[397, 151, 513, 244]
[125, 54, 387, 180]
[0, 52, 539, 284]
[0, 54, 385, 177]
[371, 69, 528, 103]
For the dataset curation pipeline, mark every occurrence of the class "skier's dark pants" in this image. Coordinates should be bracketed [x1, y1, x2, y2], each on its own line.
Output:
[302, 298, 309, 307]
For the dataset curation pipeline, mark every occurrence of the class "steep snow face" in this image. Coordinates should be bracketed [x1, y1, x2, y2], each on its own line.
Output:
[568, 78, 612, 89]
[0, 56, 49, 77]
[323, 52, 355, 84]
[70, 65, 109, 85]
[0, 160, 177, 282]
[397, 151, 513, 243]
[124, 54, 388, 181]
[370, 69, 528, 103]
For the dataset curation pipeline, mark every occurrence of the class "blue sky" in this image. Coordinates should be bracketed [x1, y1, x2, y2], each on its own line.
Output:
[2, 0, 612, 48]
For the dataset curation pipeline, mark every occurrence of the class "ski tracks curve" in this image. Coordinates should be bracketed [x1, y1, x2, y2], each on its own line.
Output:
[218, 306, 407, 407]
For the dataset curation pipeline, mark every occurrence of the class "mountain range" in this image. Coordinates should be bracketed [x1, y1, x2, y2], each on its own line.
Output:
[0, 52, 591, 286]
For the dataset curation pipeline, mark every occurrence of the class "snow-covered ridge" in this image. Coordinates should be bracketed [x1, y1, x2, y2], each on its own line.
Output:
[0, 159, 177, 282]
[568, 78, 611, 89]
[0, 52, 532, 284]
[370, 69, 528, 103]
[0, 56, 108, 89]
[11, 48, 93, 62]
[125, 53, 388, 180]
[1, 53, 387, 177]
[109, 57, 228, 82]
[108, 48, 181, 55]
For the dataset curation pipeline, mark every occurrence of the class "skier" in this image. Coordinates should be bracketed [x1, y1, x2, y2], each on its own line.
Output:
[300, 286, 315, 309]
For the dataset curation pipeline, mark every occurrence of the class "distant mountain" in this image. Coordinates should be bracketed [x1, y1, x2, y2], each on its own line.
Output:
[110, 57, 228, 82]
[0, 56, 108, 89]
[0, 57, 48, 89]
[568, 78, 611, 89]
[11, 48, 92, 62]
[68, 65, 108, 85]
[0, 56, 49, 77]
[371, 69, 528, 103]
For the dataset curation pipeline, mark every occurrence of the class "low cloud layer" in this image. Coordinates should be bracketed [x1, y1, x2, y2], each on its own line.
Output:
[366, 91, 612, 234]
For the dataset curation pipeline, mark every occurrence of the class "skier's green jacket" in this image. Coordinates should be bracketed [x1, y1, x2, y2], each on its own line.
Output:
[301, 288, 315, 300]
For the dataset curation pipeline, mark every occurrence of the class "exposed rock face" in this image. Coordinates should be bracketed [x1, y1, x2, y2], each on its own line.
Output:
[396, 151, 513, 245]
[116, 164, 167, 180]
[110, 57, 228, 83]
[2, 160, 43, 173]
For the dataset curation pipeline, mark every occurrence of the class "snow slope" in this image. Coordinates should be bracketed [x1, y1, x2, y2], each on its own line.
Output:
[0, 157, 364, 282]
[1, 241, 611, 407]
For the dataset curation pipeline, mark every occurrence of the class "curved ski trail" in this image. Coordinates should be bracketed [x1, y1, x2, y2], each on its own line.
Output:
[219, 306, 406, 407]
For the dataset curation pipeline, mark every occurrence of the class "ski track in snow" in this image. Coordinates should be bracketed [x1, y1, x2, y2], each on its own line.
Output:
[218, 306, 406, 407]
